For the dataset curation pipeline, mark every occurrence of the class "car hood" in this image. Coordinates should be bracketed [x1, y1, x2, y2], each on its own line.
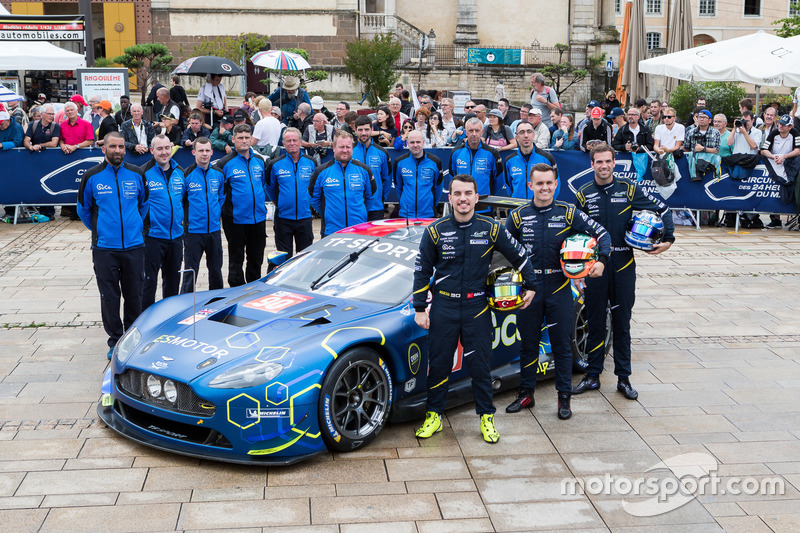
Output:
[123, 285, 393, 381]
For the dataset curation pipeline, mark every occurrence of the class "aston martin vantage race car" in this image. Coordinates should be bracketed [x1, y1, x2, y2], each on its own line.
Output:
[98, 218, 608, 465]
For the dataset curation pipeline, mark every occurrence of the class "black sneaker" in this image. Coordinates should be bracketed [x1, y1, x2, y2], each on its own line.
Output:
[766, 219, 782, 229]
[617, 380, 639, 400]
[505, 389, 534, 413]
[558, 393, 572, 420]
[572, 374, 600, 395]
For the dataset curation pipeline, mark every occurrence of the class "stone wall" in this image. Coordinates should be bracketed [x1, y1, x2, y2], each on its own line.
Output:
[150, 10, 357, 68]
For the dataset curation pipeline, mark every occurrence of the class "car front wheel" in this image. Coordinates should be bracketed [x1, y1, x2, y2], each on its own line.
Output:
[318, 347, 392, 453]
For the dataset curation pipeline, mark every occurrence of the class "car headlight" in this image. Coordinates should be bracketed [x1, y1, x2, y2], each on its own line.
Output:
[163, 380, 178, 403]
[147, 375, 162, 397]
[115, 327, 142, 364]
[208, 361, 284, 389]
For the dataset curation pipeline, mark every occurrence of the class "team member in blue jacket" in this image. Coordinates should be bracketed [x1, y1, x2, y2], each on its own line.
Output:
[352, 115, 392, 218]
[265, 127, 317, 257]
[215, 124, 268, 286]
[182, 137, 225, 293]
[140, 134, 185, 309]
[505, 163, 610, 420]
[393, 130, 443, 218]
[77, 131, 149, 359]
[449, 117, 505, 199]
[308, 131, 377, 236]
[572, 144, 675, 401]
[504, 121, 557, 199]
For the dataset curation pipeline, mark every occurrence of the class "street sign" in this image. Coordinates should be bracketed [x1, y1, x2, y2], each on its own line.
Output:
[467, 48, 522, 66]
[606, 58, 614, 72]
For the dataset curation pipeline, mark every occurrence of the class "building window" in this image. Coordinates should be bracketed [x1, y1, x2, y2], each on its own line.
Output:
[744, 0, 761, 16]
[615, 0, 622, 15]
[647, 32, 662, 49]
[646, 0, 663, 14]
[699, 0, 717, 16]
[791, 1, 799, 16]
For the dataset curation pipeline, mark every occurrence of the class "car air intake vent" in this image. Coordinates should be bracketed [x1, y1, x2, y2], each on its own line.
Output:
[301, 317, 332, 327]
[207, 307, 259, 327]
[203, 297, 226, 305]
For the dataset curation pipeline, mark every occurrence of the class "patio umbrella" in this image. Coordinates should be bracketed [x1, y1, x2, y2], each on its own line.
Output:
[0, 85, 24, 102]
[615, 0, 633, 106]
[250, 50, 311, 71]
[620, 0, 648, 106]
[664, 0, 693, 93]
[172, 56, 244, 77]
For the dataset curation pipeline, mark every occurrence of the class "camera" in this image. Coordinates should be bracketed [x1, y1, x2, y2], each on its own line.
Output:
[201, 101, 213, 110]
[734, 119, 743, 128]
[630, 143, 639, 152]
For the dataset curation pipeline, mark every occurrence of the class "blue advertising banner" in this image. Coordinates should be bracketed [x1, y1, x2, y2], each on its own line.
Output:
[0, 146, 794, 214]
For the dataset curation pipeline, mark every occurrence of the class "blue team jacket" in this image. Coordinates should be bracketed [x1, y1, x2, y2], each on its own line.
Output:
[448, 141, 505, 196]
[265, 152, 317, 220]
[504, 147, 558, 199]
[308, 158, 377, 235]
[183, 163, 226, 234]
[215, 150, 267, 225]
[392, 151, 443, 218]
[142, 158, 185, 240]
[352, 140, 392, 210]
[77, 161, 149, 250]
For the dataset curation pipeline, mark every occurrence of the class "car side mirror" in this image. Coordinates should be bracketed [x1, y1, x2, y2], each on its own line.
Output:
[267, 251, 289, 267]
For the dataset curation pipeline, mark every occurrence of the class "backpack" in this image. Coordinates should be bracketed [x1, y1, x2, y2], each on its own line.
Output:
[651, 154, 674, 186]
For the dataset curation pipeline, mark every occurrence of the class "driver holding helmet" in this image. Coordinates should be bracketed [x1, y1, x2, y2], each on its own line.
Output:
[573, 144, 674, 400]
[505, 163, 610, 419]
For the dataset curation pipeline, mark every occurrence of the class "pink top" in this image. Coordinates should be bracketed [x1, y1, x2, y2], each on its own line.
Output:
[59, 118, 95, 145]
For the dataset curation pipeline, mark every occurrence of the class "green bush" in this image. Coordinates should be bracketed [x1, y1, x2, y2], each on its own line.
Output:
[666, 82, 746, 123]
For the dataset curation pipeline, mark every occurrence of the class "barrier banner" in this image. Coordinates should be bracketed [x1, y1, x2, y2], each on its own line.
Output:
[0, 146, 794, 214]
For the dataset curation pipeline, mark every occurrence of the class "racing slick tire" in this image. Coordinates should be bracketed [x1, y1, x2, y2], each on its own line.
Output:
[318, 347, 392, 453]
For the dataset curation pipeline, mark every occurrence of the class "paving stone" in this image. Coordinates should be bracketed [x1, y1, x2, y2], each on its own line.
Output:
[0, 509, 48, 532]
[477, 476, 586, 504]
[761, 513, 800, 532]
[311, 493, 440, 524]
[385, 457, 471, 482]
[708, 442, 800, 464]
[143, 464, 266, 491]
[0, 495, 43, 510]
[269, 458, 386, 486]
[405, 479, 477, 494]
[116, 489, 193, 505]
[715, 515, 776, 532]
[340, 521, 417, 533]
[486, 500, 604, 531]
[416, 518, 495, 533]
[0, 472, 24, 497]
[41, 503, 181, 532]
[336, 481, 406, 496]
[0, 439, 83, 461]
[466, 453, 570, 479]
[41, 492, 118, 508]
[436, 490, 488, 519]
[178, 498, 310, 529]
[590, 497, 716, 527]
[17, 468, 147, 496]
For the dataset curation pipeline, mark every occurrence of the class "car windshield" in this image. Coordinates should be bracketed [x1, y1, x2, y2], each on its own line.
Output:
[264, 238, 416, 306]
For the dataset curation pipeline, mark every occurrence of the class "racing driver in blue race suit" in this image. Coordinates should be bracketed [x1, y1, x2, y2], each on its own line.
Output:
[505, 163, 611, 420]
[572, 144, 675, 401]
[412, 174, 538, 444]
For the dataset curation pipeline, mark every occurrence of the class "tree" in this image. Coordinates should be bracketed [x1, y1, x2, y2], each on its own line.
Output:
[540, 44, 592, 98]
[773, 2, 800, 37]
[113, 43, 173, 103]
[189, 33, 270, 66]
[344, 34, 402, 107]
[667, 81, 746, 122]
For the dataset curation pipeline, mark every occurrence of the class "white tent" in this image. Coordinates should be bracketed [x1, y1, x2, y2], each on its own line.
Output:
[638, 31, 795, 85]
[0, 5, 86, 70]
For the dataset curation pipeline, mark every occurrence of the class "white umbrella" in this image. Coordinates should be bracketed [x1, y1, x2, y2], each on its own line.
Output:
[250, 50, 311, 71]
[0, 85, 24, 102]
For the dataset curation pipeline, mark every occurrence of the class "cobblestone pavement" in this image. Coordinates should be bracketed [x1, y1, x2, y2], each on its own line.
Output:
[1, 215, 800, 532]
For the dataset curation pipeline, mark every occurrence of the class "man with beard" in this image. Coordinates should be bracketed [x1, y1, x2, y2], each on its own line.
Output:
[352, 116, 392, 220]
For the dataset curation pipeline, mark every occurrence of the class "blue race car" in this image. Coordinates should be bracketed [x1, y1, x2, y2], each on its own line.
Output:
[98, 218, 606, 465]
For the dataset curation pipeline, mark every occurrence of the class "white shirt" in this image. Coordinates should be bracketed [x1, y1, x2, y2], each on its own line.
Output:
[769, 134, 794, 179]
[654, 123, 685, 150]
[131, 121, 147, 146]
[252, 116, 282, 147]
[198, 82, 226, 110]
[732, 127, 762, 155]
[533, 122, 551, 150]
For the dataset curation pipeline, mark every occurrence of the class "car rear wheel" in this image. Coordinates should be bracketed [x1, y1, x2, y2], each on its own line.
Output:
[318, 347, 392, 453]
[571, 299, 613, 371]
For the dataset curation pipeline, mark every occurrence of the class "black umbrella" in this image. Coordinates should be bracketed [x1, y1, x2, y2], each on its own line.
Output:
[172, 56, 244, 77]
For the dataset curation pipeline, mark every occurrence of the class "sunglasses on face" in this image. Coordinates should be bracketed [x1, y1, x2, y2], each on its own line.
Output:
[663, 115, 674, 119]
[464, 105, 475, 109]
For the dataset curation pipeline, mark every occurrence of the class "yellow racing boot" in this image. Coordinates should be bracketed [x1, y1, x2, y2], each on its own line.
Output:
[415, 411, 442, 438]
[480, 413, 500, 443]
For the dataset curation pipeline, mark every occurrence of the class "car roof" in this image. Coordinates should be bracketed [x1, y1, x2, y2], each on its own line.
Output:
[336, 218, 434, 242]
